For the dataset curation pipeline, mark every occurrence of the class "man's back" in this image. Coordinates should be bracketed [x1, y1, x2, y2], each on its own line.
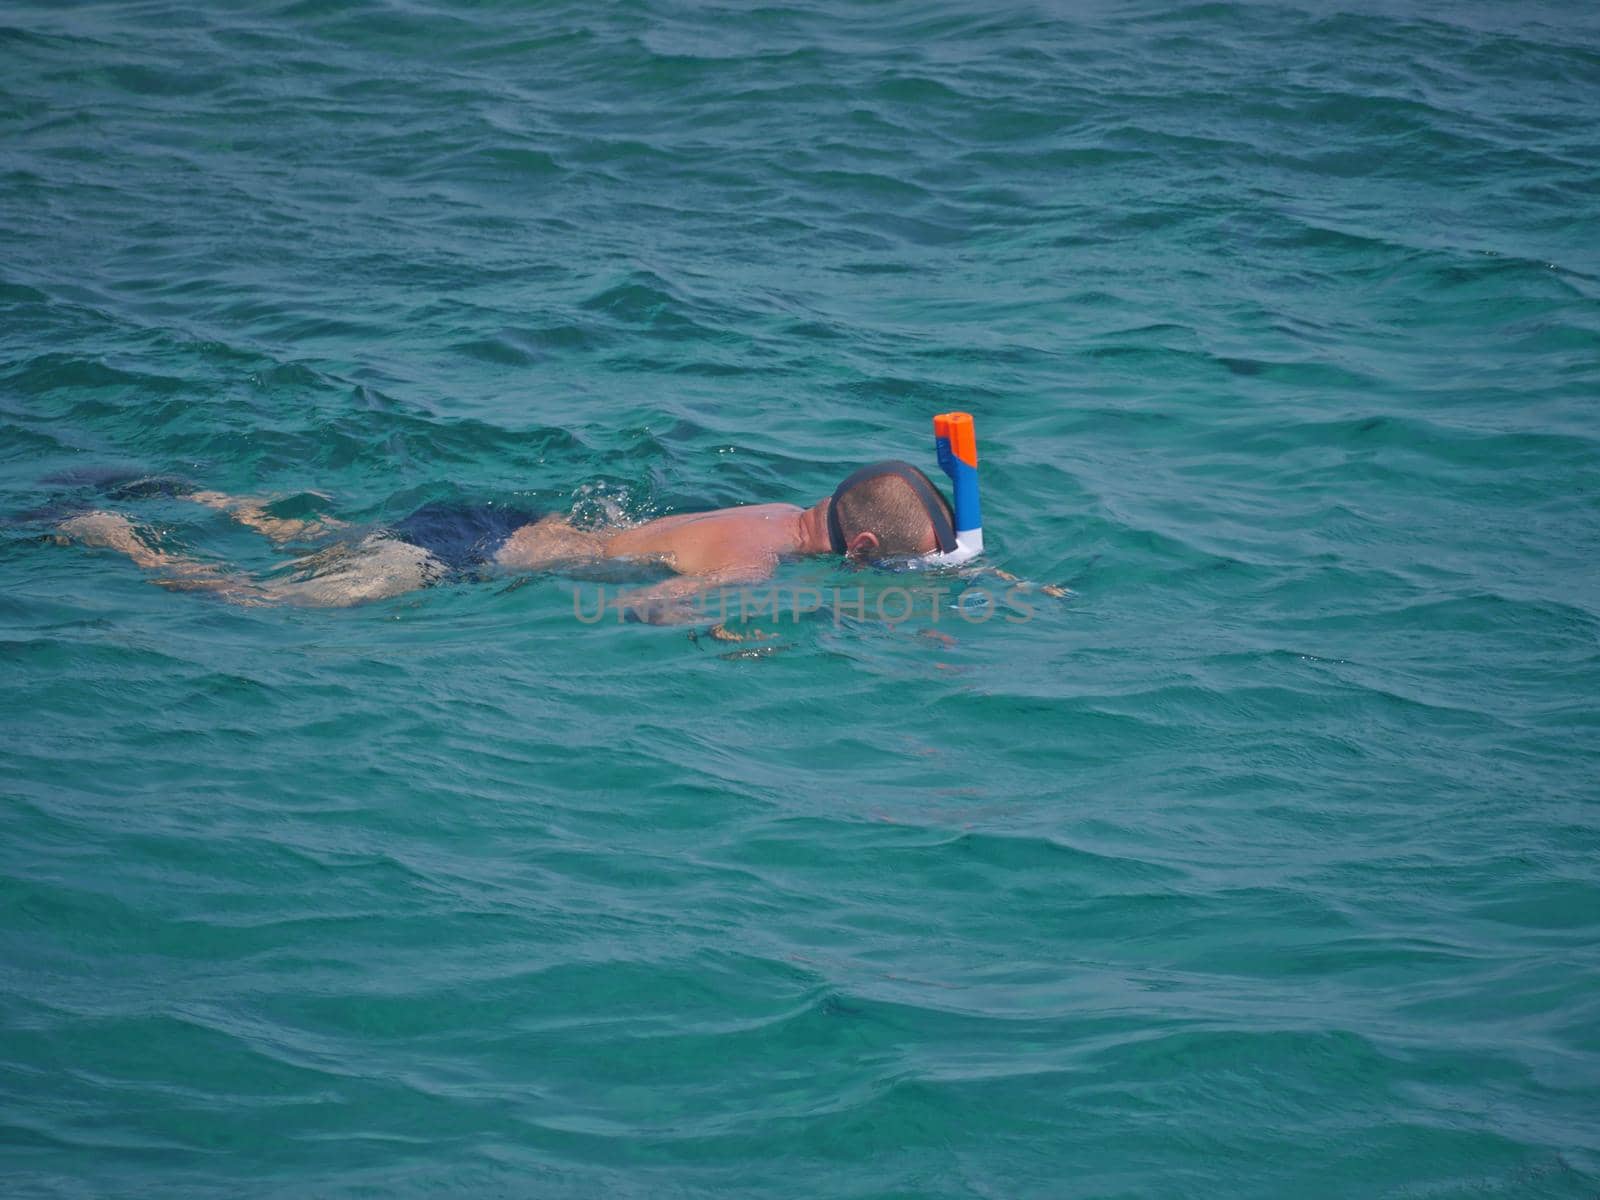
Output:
[598, 503, 805, 575]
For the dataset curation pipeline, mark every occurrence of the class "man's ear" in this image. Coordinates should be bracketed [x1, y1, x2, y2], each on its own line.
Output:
[846, 530, 880, 560]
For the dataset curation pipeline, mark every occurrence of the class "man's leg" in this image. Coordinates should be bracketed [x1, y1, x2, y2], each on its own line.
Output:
[58, 510, 271, 603]
[261, 536, 444, 606]
[57, 511, 436, 607]
[185, 490, 347, 545]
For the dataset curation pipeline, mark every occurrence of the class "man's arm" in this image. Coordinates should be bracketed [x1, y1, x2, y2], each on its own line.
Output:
[618, 560, 776, 625]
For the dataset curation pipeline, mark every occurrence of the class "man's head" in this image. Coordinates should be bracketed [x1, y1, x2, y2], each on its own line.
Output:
[827, 461, 957, 561]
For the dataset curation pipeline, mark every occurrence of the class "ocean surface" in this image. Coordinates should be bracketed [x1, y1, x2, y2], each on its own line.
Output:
[3, 1, 1598, 1196]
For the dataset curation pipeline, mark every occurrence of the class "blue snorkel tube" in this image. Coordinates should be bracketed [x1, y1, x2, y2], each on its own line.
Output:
[924, 411, 983, 566]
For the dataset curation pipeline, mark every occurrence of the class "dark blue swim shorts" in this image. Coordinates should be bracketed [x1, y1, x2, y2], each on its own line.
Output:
[391, 501, 538, 575]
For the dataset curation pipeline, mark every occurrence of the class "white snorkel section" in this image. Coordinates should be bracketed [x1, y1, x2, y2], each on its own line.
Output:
[923, 411, 983, 566]
[924, 526, 983, 566]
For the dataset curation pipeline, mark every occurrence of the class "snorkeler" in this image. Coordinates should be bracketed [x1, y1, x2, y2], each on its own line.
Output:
[56, 415, 989, 624]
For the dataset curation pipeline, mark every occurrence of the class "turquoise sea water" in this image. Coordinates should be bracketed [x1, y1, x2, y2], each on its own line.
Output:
[3, 1, 1599, 1195]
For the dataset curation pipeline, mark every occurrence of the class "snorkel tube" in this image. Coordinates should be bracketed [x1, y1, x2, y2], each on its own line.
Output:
[924, 412, 983, 565]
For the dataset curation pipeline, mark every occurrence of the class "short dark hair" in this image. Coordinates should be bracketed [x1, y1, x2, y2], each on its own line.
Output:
[831, 465, 953, 557]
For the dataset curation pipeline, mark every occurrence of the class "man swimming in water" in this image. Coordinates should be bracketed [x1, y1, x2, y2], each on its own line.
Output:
[56, 461, 961, 623]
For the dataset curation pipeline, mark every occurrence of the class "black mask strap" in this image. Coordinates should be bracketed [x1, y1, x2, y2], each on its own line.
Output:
[826, 460, 957, 557]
